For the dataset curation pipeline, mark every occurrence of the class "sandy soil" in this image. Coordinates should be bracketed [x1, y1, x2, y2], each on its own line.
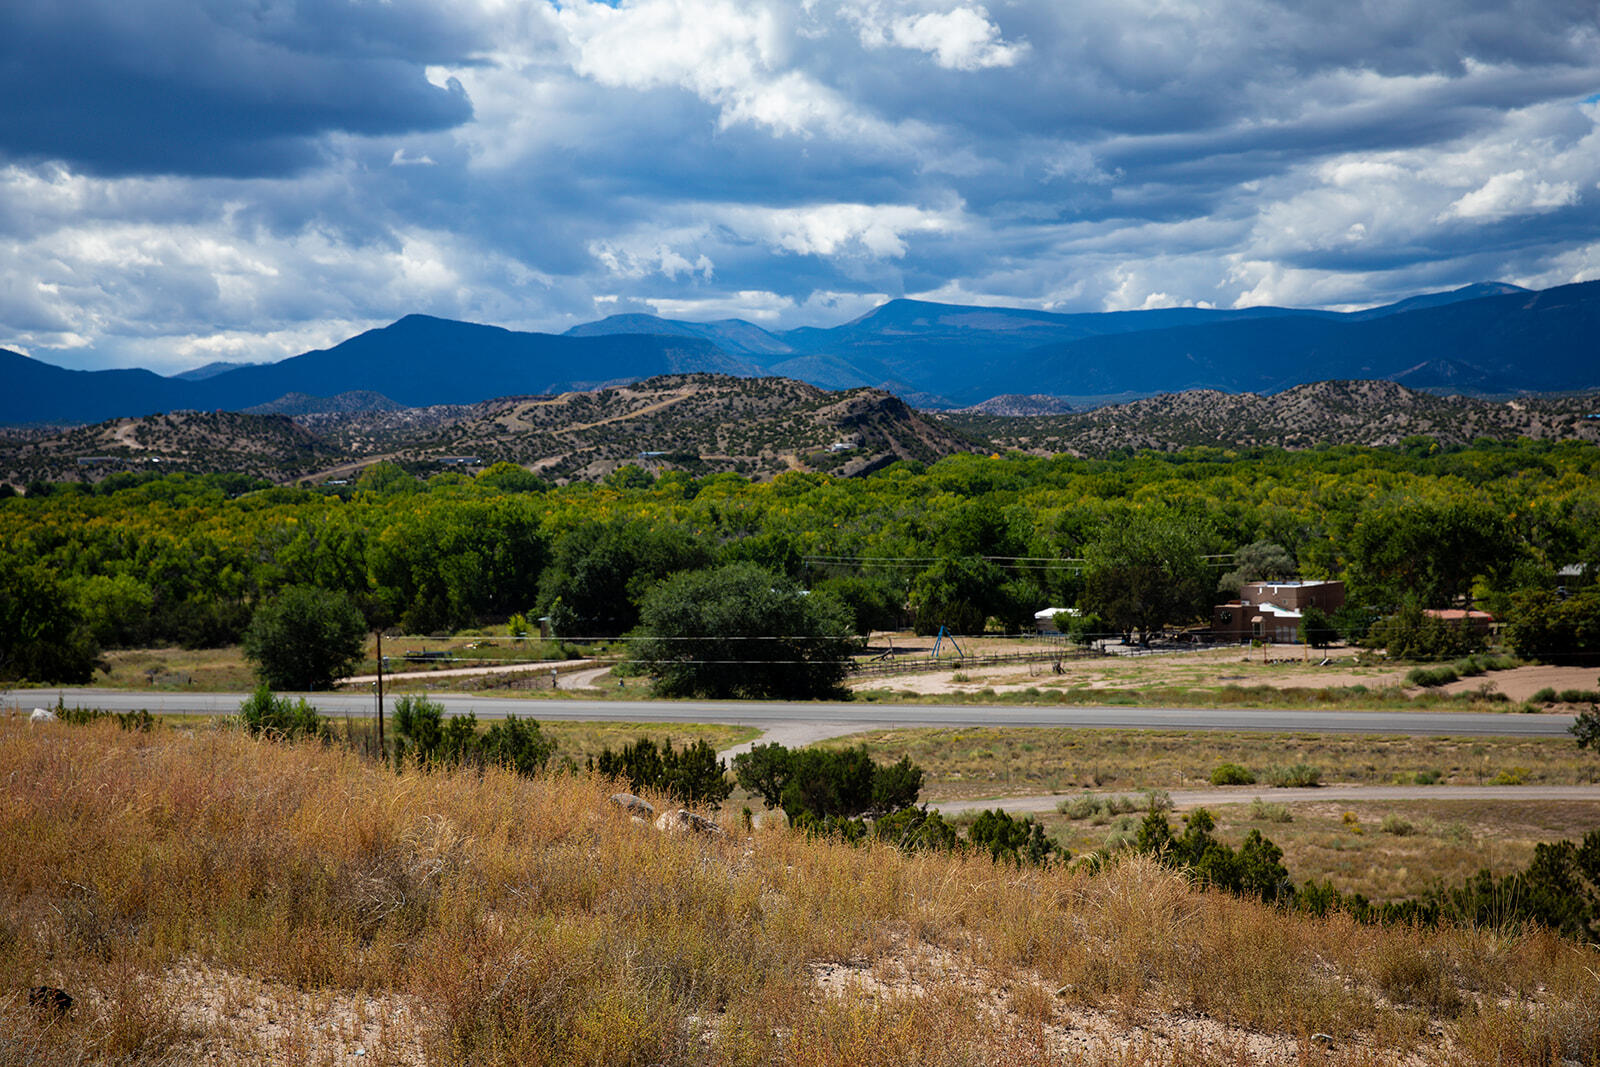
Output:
[1440, 663, 1598, 702]
[155, 963, 428, 1065]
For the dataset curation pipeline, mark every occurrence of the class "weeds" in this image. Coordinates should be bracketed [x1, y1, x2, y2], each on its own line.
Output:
[1379, 814, 1415, 836]
[1406, 665, 1459, 687]
[1266, 763, 1322, 788]
[832, 726, 1588, 802]
[1247, 798, 1293, 823]
[1055, 792, 1160, 820]
[1209, 762, 1255, 785]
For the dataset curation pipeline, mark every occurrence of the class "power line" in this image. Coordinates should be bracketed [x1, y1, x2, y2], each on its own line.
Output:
[802, 553, 1237, 569]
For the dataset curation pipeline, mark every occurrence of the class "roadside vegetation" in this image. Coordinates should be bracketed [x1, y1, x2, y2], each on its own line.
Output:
[825, 726, 1600, 800]
[5, 719, 1599, 1065]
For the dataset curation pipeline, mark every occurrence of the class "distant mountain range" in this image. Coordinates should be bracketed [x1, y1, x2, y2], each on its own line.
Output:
[5, 279, 1598, 425]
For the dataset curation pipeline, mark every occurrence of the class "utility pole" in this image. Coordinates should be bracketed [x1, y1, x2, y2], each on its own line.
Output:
[375, 630, 385, 757]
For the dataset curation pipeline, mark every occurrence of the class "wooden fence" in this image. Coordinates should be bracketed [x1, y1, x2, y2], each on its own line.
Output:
[849, 643, 1106, 679]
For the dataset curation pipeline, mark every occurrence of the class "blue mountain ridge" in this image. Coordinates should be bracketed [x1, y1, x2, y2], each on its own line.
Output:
[4, 280, 1594, 425]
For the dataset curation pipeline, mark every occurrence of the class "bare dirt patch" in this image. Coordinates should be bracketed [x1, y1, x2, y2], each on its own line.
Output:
[163, 963, 429, 1066]
[1440, 664, 1599, 702]
[809, 938, 1439, 1066]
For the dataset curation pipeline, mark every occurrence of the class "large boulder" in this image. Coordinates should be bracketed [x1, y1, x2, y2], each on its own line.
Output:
[609, 793, 655, 818]
[654, 809, 723, 835]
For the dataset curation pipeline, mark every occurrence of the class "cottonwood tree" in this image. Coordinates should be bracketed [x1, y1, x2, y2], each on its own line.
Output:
[1217, 540, 1296, 597]
[0, 555, 102, 683]
[909, 556, 1015, 635]
[1079, 512, 1213, 643]
[1505, 587, 1600, 664]
[538, 520, 712, 638]
[243, 585, 366, 690]
[631, 563, 856, 699]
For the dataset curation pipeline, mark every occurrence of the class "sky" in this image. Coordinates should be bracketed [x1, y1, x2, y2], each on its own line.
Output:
[3, 0, 1599, 373]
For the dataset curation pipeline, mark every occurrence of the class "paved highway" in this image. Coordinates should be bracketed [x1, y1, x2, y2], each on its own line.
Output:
[11, 687, 1580, 740]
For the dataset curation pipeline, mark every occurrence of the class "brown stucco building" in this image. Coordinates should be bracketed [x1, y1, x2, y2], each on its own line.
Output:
[1212, 580, 1346, 643]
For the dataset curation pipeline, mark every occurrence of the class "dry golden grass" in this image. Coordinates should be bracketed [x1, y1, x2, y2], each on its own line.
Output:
[3, 720, 1597, 1066]
[534, 720, 760, 764]
[91, 646, 260, 692]
[829, 727, 1600, 800]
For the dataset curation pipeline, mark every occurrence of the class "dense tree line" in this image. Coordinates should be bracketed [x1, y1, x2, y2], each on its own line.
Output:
[4, 439, 1600, 682]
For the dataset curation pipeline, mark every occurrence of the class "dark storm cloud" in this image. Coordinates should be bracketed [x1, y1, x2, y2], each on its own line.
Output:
[3, 0, 1599, 369]
[0, 0, 477, 177]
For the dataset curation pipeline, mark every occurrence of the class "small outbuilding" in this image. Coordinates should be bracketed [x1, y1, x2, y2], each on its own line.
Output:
[1034, 607, 1077, 635]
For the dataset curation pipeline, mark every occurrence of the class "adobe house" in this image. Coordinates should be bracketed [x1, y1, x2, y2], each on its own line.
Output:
[1213, 580, 1346, 643]
[1422, 608, 1495, 634]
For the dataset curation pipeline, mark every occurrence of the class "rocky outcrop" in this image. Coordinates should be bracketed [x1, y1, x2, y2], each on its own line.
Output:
[653, 809, 724, 835]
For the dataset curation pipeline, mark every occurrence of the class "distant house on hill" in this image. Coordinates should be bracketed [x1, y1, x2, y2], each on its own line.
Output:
[1213, 580, 1345, 643]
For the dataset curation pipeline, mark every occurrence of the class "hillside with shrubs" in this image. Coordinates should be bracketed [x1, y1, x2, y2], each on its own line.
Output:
[4, 719, 1598, 1065]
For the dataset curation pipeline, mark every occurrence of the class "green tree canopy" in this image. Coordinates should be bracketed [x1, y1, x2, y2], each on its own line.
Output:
[631, 563, 857, 699]
[908, 556, 1014, 636]
[1341, 500, 1514, 609]
[1216, 539, 1296, 597]
[1504, 587, 1600, 664]
[538, 520, 713, 637]
[474, 462, 550, 494]
[810, 574, 906, 635]
[1298, 604, 1338, 649]
[0, 554, 102, 683]
[242, 585, 367, 690]
[1365, 598, 1486, 661]
[732, 742, 923, 820]
[1079, 512, 1213, 641]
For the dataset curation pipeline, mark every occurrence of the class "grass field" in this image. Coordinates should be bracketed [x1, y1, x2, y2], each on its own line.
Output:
[92, 646, 260, 691]
[823, 726, 1599, 799]
[1041, 797, 1600, 902]
[4, 719, 1597, 1065]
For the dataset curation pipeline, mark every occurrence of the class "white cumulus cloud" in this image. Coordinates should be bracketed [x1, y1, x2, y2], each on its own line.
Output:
[888, 6, 1024, 70]
[724, 201, 960, 258]
[1443, 170, 1580, 221]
